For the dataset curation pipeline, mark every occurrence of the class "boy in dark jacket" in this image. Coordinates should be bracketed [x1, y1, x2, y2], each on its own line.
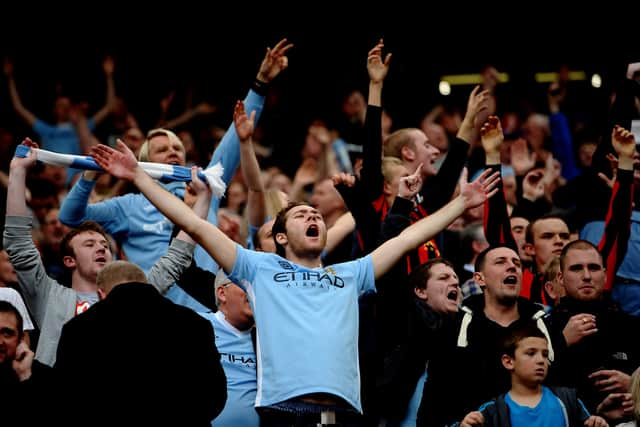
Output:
[459, 321, 607, 427]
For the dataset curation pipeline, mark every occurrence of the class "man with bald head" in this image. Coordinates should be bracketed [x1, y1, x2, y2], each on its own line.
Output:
[55, 261, 227, 426]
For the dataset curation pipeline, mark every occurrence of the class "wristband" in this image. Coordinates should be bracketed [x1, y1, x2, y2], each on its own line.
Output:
[251, 78, 269, 96]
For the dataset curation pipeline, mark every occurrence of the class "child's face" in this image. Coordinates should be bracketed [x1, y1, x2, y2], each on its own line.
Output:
[505, 337, 549, 386]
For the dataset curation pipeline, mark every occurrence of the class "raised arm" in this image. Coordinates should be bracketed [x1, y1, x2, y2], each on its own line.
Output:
[371, 168, 499, 278]
[6, 138, 38, 216]
[422, 85, 490, 213]
[90, 56, 116, 126]
[91, 140, 237, 273]
[207, 38, 293, 178]
[195, 38, 293, 271]
[597, 125, 635, 291]
[234, 100, 265, 227]
[481, 116, 519, 252]
[3, 58, 37, 126]
[360, 38, 391, 201]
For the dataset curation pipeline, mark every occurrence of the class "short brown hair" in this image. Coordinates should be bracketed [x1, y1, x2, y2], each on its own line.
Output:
[501, 321, 547, 358]
[383, 128, 420, 158]
[559, 239, 602, 271]
[272, 202, 308, 257]
[60, 221, 110, 260]
[409, 258, 456, 291]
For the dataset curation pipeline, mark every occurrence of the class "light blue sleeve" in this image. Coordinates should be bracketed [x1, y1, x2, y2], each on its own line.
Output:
[355, 255, 375, 295]
[229, 245, 272, 291]
[207, 89, 265, 184]
[195, 89, 265, 272]
[58, 177, 97, 226]
[59, 177, 130, 237]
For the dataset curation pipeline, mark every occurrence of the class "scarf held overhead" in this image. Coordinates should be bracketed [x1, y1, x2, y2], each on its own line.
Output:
[14, 145, 226, 198]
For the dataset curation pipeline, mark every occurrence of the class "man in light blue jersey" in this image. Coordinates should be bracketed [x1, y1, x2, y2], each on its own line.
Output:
[200, 269, 258, 427]
[93, 109, 500, 424]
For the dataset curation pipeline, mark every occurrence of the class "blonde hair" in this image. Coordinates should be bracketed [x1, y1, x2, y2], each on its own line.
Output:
[381, 156, 404, 183]
[138, 128, 185, 162]
[543, 256, 561, 284]
[97, 261, 147, 295]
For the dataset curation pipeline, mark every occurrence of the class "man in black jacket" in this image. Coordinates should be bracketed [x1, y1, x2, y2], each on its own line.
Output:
[418, 245, 552, 426]
[547, 239, 640, 419]
[55, 261, 227, 426]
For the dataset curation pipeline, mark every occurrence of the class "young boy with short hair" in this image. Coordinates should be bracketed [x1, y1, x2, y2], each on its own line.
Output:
[459, 321, 608, 427]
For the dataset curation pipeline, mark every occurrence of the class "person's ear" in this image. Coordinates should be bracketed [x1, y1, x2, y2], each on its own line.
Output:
[63, 256, 76, 269]
[473, 271, 485, 287]
[401, 145, 415, 162]
[524, 242, 536, 257]
[275, 232, 288, 247]
[501, 354, 514, 371]
[97, 288, 107, 300]
[216, 285, 226, 304]
[544, 281, 556, 299]
[383, 180, 393, 197]
[414, 287, 428, 301]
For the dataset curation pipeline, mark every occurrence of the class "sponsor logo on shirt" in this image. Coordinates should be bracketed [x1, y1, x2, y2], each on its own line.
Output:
[278, 261, 295, 270]
[272, 269, 345, 290]
[76, 301, 91, 315]
[220, 352, 256, 368]
[142, 220, 169, 234]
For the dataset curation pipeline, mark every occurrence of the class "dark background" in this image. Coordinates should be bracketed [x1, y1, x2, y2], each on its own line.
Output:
[0, 11, 633, 157]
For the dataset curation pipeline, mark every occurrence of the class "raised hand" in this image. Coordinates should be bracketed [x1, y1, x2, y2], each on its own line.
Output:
[189, 166, 211, 198]
[612, 124, 636, 160]
[459, 167, 500, 210]
[523, 169, 546, 201]
[10, 138, 39, 170]
[510, 138, 536, 175]
[233, 100, 256, 142]
[398, 163, 423, 200]
[331, 172, 356, 188]
[367, 38, 391, 84]
[457, 85, 490, 143]
[256, 38, 294, 83]
[480, 115, 503, 155]
[91, 139, 139, 181]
